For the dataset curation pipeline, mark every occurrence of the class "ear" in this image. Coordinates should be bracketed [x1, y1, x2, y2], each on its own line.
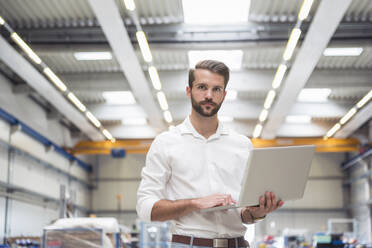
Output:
[186, 86, 191, 99]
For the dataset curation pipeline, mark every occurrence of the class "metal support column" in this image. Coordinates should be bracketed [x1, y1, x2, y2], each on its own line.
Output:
[3, 128, 15, 243]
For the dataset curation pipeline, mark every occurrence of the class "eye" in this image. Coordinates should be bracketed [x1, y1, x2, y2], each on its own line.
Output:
[197, 85, 206, 90]
[213, 87, 222, 92]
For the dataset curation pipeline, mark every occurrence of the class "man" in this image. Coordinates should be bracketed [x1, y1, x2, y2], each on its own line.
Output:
[137, 60, 284, 247]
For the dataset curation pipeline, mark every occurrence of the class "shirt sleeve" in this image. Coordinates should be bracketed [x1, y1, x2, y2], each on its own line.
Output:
[136, 135, 171, 222]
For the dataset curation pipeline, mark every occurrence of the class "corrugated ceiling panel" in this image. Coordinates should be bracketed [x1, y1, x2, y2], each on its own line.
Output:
[242, 47, 286, 69]
[0, 0, 95, 28]
[317, 46, 372, 69]
[74, 91, 106, 104]
[137, 50, 189, 70]
[345, 0, 372, 21]
[249, 0, 319, 22]
[40, 53, 121, 73]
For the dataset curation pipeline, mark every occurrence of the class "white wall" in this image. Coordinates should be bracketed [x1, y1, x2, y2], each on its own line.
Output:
[8, 200, 59, 237]
[284, 152, 345, 209]
[0, 75, 91, 240]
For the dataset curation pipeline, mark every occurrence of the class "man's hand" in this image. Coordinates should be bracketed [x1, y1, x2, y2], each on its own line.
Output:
[192, 194, 237, 210]
[241, 192, 284, 223]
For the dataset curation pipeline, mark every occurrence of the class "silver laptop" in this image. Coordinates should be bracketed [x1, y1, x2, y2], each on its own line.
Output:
[201, 145, 315, 212]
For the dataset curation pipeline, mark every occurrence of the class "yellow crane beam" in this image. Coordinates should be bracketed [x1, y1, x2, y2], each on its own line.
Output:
[69, 138, 362, 155]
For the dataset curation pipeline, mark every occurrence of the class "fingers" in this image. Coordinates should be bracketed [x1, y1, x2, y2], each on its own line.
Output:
[265, 192, 272, 211]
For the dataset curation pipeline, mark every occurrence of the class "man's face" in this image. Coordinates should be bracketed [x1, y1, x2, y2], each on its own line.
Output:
[186, 69, 227, 117]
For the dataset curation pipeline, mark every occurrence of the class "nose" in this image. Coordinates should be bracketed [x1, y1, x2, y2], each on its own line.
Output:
[205, 88, 213, 98]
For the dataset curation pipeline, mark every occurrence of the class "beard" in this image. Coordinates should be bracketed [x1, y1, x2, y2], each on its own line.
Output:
[191, 93, 223, 117]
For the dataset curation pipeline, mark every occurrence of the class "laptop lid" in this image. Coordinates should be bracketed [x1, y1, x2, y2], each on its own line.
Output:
[238, 145, 315, 207]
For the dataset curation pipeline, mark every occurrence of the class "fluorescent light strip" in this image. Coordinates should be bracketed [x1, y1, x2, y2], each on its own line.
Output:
[122, 118, 147, 126]
[123, 0, 136, 11]
[259, 109, 268, 122]
[253, 124, 263, 138]
[286, 115, 311, 124]
[102, 129, 113, 140]
[340, 108, 357, 125]
[136, 31, 153, 62]
[298, 88, 331, 102]
[0, 16, 5, 25]
[323, 47, 363, 56]
[43, 67, 67, 92]
[272, 64, 287, 89]
[326, 123, 341, 137]
[67, 92, 86, 112]
[74, 52, 112, 61]
[283, 28, 301, 61]
[163, 110, 173, 123]
[298, 0, 314, 21]
[86, 111, 101, 128]
[264, 90, 276, 109]
[356, 89, 372, 109]
[11, 33, 42, 64]
[148, 66, 162, 90]
[102, 91, 136, 105]
[157, 91, 169, 110]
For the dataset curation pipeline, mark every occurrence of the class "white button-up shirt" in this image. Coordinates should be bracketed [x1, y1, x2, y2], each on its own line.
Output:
[136, 116, 253, 238]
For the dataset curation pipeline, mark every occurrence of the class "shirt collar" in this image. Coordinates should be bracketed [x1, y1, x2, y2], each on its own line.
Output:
[178, 115, 229, 137]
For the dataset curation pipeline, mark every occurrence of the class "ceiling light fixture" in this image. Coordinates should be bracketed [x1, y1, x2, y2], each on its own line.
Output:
[339, 108, 357, 125]
[259, 109, 269, 122]
[253, 124, 263, 138]
[102, 129, 113, 140]
[0, 16, 5, 25]
[74, 52, 112, 61]
[272, 64, 287, 89]
[11, 33, 42, 64]
[356, 89, 372, 109]
[298, 88, 331, 102]
[148, 66, 162, 90]
[283, 28, 301, 61]
[123, 0, 136, 11]
[286, 115, 311, 124]
[136, 31, 153, 62]
[326, 123, 341, 137]
[323, 47, 363, 56]
[182, 0, 250, 24]
[298, 0, 314, 21]
[122, 118, 147, 126]
[43, 67, 67, 92]
[102, 91, 136, 105]
[163, 110, 173, 123]
[264, 90, 276, 109]
[86, 111, 101, 128]
[157, 91, 169, 110]
[188, 50, 243, 70]
[67, 92, 86, 112]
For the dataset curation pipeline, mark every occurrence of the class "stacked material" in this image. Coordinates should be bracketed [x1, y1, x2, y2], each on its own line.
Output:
[44, 218, 120, 248]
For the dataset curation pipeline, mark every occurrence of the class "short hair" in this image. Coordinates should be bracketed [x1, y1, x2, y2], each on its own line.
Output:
[188, 60, 230, 89]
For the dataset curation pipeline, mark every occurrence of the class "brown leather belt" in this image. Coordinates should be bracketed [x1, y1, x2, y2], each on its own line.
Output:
[172, 234, 249, 248]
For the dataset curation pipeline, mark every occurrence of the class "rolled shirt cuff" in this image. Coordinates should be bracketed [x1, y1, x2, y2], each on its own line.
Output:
[137, 198, 159, 222]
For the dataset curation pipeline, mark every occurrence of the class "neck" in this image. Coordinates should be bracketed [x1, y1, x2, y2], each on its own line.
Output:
[189, 109, 218, 139]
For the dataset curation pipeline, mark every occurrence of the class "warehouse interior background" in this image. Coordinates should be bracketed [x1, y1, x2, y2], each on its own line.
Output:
[0, 0, 371, 247]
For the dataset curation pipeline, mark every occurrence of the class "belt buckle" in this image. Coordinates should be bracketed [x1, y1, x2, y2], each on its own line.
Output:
[213, 238, 228, 248]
